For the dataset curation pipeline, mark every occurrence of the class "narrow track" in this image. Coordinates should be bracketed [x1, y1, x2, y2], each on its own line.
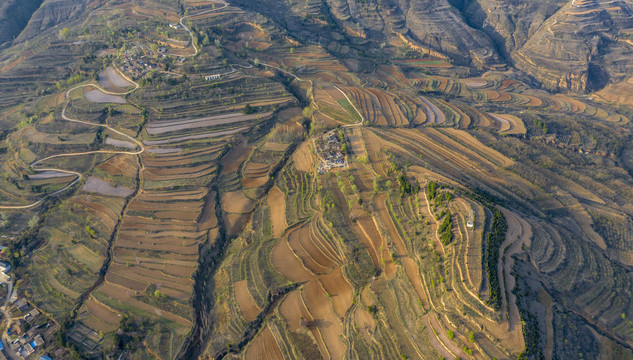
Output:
[0, 69, 142, 210]
[179, 0, 229, 56]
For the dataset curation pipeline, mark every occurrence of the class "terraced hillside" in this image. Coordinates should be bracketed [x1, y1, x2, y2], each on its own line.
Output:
[1, 0, 633, 359]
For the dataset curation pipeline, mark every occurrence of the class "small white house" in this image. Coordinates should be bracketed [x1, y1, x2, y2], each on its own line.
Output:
[467, 209, 475, 228]
[0, 261, 11, 274]
[205, 74, 221, 81]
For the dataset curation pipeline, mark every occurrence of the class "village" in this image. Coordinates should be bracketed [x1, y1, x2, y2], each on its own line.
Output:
[0, 256, 59, 360]
[315, 129, 348, 172]
[4, 296, 58, 360]
[119, 49, 164, 79]
[118, 45, 225, 82]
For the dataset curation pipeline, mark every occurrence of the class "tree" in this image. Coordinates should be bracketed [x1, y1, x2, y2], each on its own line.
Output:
[373, 176, 383, 192]
[302, 106, 313, 119]
[59, 27, 70, 40]
[447, 330, 454, 340]
[27, 215, 39, 229]
[468, 330, 475, 343]
[243, 104, 256, 114]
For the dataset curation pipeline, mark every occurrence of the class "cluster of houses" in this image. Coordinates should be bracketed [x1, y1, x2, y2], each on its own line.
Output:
[169, 23, 184, 30]
[120, 52, 158, 79]
[544, 138, 613, 158]
[6, 298, 57, 360]
[316, 130, 347, 172]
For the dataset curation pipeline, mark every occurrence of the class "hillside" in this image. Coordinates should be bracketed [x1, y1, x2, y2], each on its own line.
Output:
[0, 0, 44, 46]
[15, 0, 85, 43]
[0, 0, 633, 359]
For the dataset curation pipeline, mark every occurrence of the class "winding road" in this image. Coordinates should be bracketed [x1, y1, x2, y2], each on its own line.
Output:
[179, 0, 229, 56]
[0, 69, 143, 210]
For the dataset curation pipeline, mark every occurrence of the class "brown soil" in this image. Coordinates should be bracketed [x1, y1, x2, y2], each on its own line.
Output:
[292, 141, 314, 172]
[271, 228, 312, 283]
[538, 288, 554, 360]
[241, 174, 269, 189]
[223, 213, 250, 237]
[301, 281, 345, 359]
[244, 325, 284, 360]
[197, 191, 218, 230]
[267, 187, 287, 237]
[354, 307, 376, 335]
[221, 191, 254, 213]
[318, 268, 353, 317]
[428, 314, 468, 359]
[234, 280, 262, 321]
[261, 141, 289, 152]
[97, 282, 192, 327]
[221, 139, 251, 173]
[279, 290, 312, 332]
[423, 315, 456, 359]
[497, 208, 529, 349]
[84, 297, 120, 329]
[376, 194, 429, 308]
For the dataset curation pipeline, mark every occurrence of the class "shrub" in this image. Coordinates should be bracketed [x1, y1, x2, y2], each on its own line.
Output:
[438, 214, 453, 245]
[486, 208, 508, 310]
[243, 103, 256, 114]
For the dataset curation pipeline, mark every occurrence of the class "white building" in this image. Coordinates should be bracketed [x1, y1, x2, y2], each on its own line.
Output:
[0, 261, 11, 274]
[467, 209, 475, 228]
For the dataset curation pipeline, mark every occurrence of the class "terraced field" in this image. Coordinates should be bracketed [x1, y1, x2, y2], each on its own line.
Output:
[3, 0, 633, 358]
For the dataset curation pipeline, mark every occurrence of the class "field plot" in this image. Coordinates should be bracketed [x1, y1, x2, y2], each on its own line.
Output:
[267, 187, 287, 237]
[132, 76, 293, 122]
[411, 72, 630, 127]
[84, 88, 127, 104]
[82, 176, 134, 197]
[244, 326, 284, 360]
[83, 186, 216, 352]
[292, 141, 314, 172]
[145, 112, 271, 135]
[98, 66, 135, 93]
[234, 280, 262, 321]
[142, 141, 224, 188]
[341, 86, 432, 126]
[489, 113, 526, 135]
[313, 84, 361, 124]
[27, 193, 127, 320]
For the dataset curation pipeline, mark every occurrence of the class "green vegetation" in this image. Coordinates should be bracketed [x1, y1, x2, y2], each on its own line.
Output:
[438, 213, 453, 245]
[485, 208, 508, 310]
[427, 180, 438, 200]
[396, 173, 420, 197]
[336, 98, 362, 123]
[2, 0, 633, 359]
[59, 27, 71, 40]
[243, 103, 256, 114]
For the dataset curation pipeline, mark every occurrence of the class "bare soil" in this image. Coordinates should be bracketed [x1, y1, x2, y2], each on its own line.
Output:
[82, 176, 134, 197]
[84, 88, 126, 104]
[234, 280, 262, 321]
[244, 325, 284, 360]
[267, 187, 287, 237]
[221, 191, 254, 213]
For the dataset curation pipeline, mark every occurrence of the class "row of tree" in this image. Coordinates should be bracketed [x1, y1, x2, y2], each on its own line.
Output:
[485, 208, 508, 310]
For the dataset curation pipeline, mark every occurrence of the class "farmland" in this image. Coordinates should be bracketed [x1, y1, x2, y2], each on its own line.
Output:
[1, 0, 633, 358]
